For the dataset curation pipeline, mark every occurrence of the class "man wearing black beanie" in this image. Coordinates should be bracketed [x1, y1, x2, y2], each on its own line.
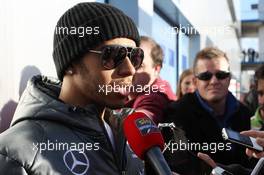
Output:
[0, 2, 145, 174]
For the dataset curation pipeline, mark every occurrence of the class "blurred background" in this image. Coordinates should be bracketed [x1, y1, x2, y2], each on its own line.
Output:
[0, 0, 263, 117]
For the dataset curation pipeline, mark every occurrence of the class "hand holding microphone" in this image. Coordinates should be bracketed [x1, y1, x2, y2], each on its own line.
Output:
[123, 112, 172, 175]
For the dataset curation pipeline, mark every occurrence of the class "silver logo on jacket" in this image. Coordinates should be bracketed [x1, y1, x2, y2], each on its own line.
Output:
[63, 150, 90, 175]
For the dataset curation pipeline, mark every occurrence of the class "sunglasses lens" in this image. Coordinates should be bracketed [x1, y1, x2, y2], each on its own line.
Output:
[101, 45, 144, 70]
[196, 71, 230, 81]
[197, 72, 213, 80]
[215, 71, 230, 80]
[101, 47, 114, 69]
[130, 48, 144, 69]
[114, 46, 127, 65]
[102, 46, 127, 69]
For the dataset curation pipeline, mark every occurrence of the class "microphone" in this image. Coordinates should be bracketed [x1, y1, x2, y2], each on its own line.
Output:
[123, 112, 172, 175]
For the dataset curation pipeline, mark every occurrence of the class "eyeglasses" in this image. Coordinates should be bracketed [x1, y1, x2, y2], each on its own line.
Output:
[89, 45, 144, 70]
[195, 71, 231, 81]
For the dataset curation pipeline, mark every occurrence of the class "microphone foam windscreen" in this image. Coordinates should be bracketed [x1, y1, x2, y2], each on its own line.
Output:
[123, 112, 164, 160]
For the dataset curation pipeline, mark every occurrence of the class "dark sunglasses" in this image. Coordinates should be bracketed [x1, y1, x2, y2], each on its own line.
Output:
[89, 45, 144, 70]
[195, 71, 231, 81]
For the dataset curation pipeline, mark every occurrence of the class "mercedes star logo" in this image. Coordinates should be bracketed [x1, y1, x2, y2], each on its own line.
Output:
[63, 150, 90, 175]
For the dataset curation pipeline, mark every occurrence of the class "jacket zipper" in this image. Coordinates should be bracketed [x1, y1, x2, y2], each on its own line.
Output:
[101, 120, 125, 175]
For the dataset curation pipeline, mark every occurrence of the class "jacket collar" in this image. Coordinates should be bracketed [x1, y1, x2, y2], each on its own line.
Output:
[195, 90, 239, 127]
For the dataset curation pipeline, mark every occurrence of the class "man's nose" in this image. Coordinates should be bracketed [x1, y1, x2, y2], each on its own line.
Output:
[209, 74, 219, 84]
[117, 57, 136, 77]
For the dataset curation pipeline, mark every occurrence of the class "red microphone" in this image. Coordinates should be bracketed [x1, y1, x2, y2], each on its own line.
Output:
[123, 112, 171, 175]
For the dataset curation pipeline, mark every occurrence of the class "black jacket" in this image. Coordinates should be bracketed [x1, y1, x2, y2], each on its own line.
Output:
[0, 75, 144, 175]
[163, 92, 254, 174]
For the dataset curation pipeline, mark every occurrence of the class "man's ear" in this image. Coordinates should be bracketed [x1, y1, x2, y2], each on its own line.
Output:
[154, 65, 162, 74]
[193, 76, 197, 87]
[66, 69, 73, 75]
[65, 64, 76, 75]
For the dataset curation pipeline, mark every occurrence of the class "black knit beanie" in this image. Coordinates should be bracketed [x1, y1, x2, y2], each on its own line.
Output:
[53, 2, 140, 81]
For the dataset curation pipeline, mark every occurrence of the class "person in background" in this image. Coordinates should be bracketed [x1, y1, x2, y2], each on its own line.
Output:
[176, 68, 196, 99]
[163, 47, 253, 174]
[197, 65, 264, 174]
[244, 82, 258, 115]
[251, 64, 264, 130]
[127, 36, 176, 124]
[0, 65, 41, 133]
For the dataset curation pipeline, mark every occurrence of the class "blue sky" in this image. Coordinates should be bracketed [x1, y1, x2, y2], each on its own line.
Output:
[240, 0, 259, 20]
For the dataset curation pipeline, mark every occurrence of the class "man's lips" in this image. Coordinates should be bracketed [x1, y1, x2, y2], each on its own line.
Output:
[117, 87, 131, 96]
[207, 85, 222, 91]
[207, 88, 221, 92]
[111, 83, 132, 96]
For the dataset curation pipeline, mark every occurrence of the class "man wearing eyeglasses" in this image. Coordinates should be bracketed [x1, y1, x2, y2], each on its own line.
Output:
[0, 2, 145, 175]
[163, 47, 253, 174]
[251, 64, 264, 131]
